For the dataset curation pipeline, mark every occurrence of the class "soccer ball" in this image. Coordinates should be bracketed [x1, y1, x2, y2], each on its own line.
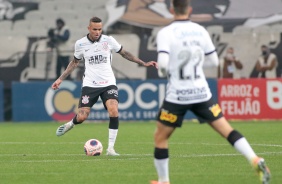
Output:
[84, 139, 103, 156]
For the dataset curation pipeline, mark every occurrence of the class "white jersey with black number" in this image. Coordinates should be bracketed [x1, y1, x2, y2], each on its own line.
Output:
[74, 34, 122, 88]
[157, 20, 216, 104]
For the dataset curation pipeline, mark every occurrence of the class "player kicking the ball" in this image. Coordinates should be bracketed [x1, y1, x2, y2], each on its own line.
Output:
[150, 0, 270, 183]
[52, 16, 157, 156]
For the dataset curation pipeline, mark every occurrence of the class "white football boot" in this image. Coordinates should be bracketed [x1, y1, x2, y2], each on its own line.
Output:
[56, 122, 74, 136]
[106, 148, 120, 156]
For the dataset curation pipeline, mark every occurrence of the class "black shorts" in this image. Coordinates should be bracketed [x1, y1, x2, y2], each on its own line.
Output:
[157, 98, 223, 127]
[78, 85, 118, 110]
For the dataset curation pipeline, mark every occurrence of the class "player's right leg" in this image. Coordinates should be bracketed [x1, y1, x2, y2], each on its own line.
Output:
[56, 107, 90, 136]
[192, 98, 271, 183]
[56, 86, 99, 137]
[209, 117, 271, 184]
[252, 157, 271, 184]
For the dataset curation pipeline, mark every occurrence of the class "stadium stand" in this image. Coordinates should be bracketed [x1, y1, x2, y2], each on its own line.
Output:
[1, 0, 282, 82]
[206, 25, 224, 35]
[0, 36, 27, 68]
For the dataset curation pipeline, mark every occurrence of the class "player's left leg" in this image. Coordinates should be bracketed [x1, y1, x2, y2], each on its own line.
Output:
[105, 98, 120, 156]
[151, 101, 185, 184]
[151, 121, 175, 184]
[100, 85, 120, 156]
[209, 117, 271, 184]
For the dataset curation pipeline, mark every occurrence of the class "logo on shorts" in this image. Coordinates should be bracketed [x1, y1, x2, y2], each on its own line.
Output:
[160, 110, 177, 123]
[82, 95, 90, 104]
[209, 104, 221, 117]
[107, 89, 118, 97]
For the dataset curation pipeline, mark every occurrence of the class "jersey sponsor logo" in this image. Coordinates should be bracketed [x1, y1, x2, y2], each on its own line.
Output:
[88, 55, 107, 64]
[85, 49, 90, 52]
[209, 104, 221, 117]
[82, 95, 90, 104]
[176, 87, 206, 95]
[177, 94, 207, 101]
[177, 88, 208, 101]
[160, 110, 177, 123]
[99, 81, 108, 85]
[174, 29, 204, 39]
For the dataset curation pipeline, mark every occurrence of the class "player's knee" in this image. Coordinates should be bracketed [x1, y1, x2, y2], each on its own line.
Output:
[76, 115, 86, 122]
[77, 113, 88, 122]
[76, 108, 90, 122]
[108, 107, 118, 117]
[106, 103, 118, 117]
[154, 130, 163, 142]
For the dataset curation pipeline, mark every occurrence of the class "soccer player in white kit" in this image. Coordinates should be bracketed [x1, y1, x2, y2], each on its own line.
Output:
[150, 0, 270, 183]
[52, 17, 157, 156]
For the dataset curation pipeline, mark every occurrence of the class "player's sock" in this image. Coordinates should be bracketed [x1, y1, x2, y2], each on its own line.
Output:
[67, 120, 74, 127]
[72, 115, 82, 125]
[227, 130, 257, 162]
[154, 148, 170, 183]
[108, 117, 119, 149]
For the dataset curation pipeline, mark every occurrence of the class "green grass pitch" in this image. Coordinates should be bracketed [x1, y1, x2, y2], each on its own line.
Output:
[0, 121, 281, 184]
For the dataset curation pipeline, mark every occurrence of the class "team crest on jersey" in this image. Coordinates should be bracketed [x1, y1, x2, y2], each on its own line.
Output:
[160, 110, 177, 123]
[209, 104, 222, 117]
[81, 95, 90, 104]
[102, 42, 108, 51]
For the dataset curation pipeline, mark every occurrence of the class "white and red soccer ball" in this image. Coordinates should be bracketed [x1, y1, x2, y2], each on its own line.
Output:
[84, 139, 103, 156]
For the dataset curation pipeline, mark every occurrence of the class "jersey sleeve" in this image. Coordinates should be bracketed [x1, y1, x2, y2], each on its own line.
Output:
[157, 29, 170, 53]
[74, 40, 83, 60]
[108, 36, 122, 53]
[202, 28, 216, 55]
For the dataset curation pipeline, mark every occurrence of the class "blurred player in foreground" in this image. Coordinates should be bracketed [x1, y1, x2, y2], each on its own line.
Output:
[52, 16, 157, 156]
[150, 0, 271, 183]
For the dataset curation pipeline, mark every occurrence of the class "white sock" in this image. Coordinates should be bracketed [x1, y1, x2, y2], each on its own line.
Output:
[67, 120, 74, 127]
[234, 137, 257, 162]
[108, 129, 118, 149]
[154, 158, 169, 182]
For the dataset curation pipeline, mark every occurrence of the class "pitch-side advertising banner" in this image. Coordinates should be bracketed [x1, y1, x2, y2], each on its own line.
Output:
[0, 82, 3, 121]
[218, 79, 282, 120]
[12, 79, 217, 122]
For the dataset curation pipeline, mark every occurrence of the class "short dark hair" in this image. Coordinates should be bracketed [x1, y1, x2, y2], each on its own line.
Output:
[90, 17, 102, 23]
[172, 0, 190, 15]
[56, 18, 65, 25]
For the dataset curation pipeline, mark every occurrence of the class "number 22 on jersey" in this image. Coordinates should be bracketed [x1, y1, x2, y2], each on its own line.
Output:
[177, 47, 204, 80]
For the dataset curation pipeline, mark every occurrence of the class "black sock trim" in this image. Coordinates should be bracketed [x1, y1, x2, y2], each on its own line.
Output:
[73, 115, 83, 125]
[109, 117, 119, 129]
[154, 148, 169, 159]
[227, 130, 243, 146]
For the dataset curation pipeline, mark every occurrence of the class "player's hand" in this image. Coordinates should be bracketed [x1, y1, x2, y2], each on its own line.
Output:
[51, 78, 62, 90]
[144, 61, 158, 68]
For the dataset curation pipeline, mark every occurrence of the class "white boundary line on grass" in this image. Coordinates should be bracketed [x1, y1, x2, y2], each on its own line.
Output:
[0, 142, 282, 148]
[0, 151, 282, 162]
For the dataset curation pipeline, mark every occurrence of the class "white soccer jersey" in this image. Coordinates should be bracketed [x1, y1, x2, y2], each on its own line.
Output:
[74, 34, 122, 87]
[157, 20, 216, 104]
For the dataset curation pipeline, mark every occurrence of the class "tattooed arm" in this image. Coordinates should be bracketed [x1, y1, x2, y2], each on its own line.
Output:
[119, 48, 157, 68]
[51, 58, 80, 90]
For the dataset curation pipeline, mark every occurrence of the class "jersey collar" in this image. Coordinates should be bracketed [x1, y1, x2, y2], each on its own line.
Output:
[87, 34, 102, 43]
[174, 19, 190, 22]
